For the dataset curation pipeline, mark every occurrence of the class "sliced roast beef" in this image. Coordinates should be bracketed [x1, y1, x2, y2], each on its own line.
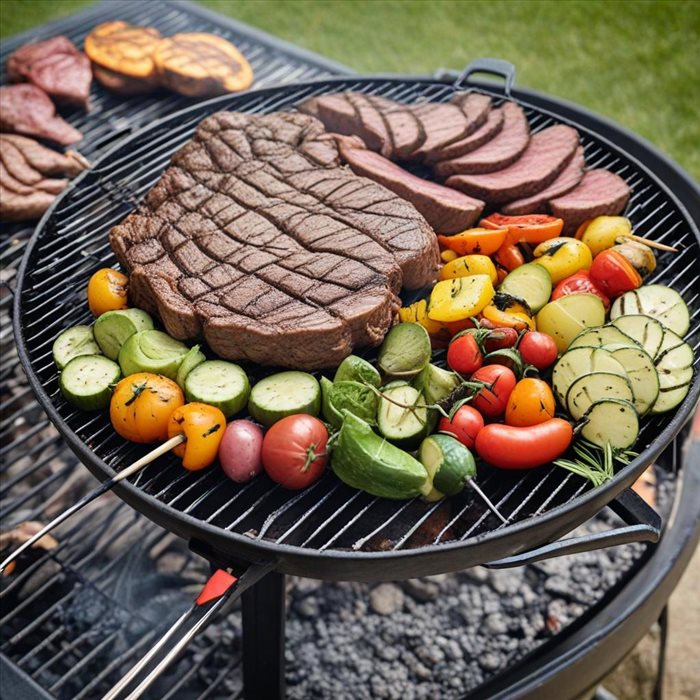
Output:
[110, 111, 439, 369]
[445, 125, 579, 204]
[0, 84, 82, 145]
[502, 146, 585, 215]
[6, 36, 92, 110]
[367, 94, 426, 160]
[433, 102, 529, 177]
[336, 136, 484, 234]
[424, 106, 504, 164]
[451, 92, 492, 126]
[549, 169, 631, 233]
[343, 92, 393, 157]
[0, 133, 88, 221]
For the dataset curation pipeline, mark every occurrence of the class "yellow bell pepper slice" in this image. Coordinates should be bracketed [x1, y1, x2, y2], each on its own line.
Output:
[427, 275, 494, 323]
[533, 237, 593, 284]
[398, 299, 446, 335]
[439, 254, 498, 284]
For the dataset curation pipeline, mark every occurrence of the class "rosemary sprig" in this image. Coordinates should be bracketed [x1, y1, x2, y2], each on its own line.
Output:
[554, 439, 638, 487]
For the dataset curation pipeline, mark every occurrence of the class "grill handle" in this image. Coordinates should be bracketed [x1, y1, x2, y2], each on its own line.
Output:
[454, 58, 516, 96]
[484, 486, 662, 569]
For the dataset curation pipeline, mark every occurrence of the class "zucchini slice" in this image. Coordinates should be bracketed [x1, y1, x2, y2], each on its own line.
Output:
[552, 347, 627, 407]
[610, 284, 690, 336]
[653, 327, 694, 406]
[185, 360, 251, 418]
[581, 399, 639, 450]
[609, 346, 659, 415]
[248, 371, 321, 426]
[377, 384, 433, 449]
[611, 315, 665, 360]
[652, 383, 693, 415]
[59, 355, 121, 411]
[565, 372, 634, 420]
[567, 325, 638, 352]
[52, 325, 102, 369]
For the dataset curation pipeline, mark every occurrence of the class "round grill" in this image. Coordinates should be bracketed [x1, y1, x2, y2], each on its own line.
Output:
[14, 76, 700, 580]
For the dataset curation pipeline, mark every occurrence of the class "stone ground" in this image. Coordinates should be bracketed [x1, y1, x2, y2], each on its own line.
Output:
[603, 543, 700, 700]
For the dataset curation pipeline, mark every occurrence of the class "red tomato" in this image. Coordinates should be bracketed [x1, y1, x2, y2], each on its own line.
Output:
[475, 419, 573, 469]
[518, 331, 558, 370]
[261, 414, 328, 490]
[447, 333, 483, 375]
[551, 270, 610, 310]
[438, 406, 484, 449]
[589, 249, 642, 298]
[482, 327, 519, 353]
[470, 365, 517, 418]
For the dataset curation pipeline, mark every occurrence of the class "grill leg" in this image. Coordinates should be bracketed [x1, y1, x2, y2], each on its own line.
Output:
[242, 571, 286, 699]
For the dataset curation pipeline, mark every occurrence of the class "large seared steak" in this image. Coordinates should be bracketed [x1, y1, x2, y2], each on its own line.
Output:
[110, 111, 439, 369]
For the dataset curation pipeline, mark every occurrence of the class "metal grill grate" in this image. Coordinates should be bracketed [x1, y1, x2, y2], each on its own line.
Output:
[14, 75, 700, 575]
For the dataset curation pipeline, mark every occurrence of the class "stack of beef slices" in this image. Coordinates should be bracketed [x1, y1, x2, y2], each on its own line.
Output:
[301, 92, 631, 233]
[110, 111, 440, 370]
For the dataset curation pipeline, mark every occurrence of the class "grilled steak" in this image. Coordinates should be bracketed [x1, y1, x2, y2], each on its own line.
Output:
[0, 134, 88, 221]
[408, 101, 482, 161]
[367, 94, 425, 160]
[110, 112, 439, 369]
[549, 169, 631, 233]
[337, 135, 484, 234]
[433, 102, 529, 177]
[424, 105, 504, 164]
[446, 125, 579, 204]
[502, 146, 585, 215]
[0, 84, 82, 145]
[6, 36, 92, 110]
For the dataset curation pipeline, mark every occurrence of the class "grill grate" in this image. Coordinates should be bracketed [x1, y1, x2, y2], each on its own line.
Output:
[14, 74, 700, 571]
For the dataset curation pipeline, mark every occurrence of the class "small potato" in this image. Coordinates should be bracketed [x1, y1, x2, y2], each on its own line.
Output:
[219, 420, 263, 483]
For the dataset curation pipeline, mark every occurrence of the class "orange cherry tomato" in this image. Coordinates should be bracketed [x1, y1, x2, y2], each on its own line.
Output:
[168, 403, 226, 471]
[481, 213, 564, 246]
[110, 372, 184, 443]
[505, 378, 556, 427]
[88, 268, 129, 316]
[494, 243, 525, 272]
[589, 249, 642, 298]
[437, 227, 508, 256]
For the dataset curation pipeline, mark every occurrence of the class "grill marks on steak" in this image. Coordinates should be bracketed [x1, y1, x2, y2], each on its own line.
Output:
[336, 135, 484, 233]
[446, 125, 580, 204]
[549, 169, 631, 233]
[110, 111, 438, 368]
[433, 102, 530, 177]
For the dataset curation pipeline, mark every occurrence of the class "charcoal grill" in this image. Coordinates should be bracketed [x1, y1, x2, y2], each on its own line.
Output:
[3, 1, 700, 698]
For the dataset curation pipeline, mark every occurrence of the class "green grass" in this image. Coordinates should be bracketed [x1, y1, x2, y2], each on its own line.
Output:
[2, 0, 699, 179]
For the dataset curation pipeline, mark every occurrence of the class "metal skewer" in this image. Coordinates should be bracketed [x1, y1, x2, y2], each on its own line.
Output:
[467, 480, 509, 525]
[0, 434, 185, 574]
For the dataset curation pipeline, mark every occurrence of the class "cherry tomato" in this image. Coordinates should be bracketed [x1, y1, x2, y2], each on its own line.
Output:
[447, 333, 483, 375]
[438, 406, 484, 449]
[589, 249, 642, 298]
[87, 268, 129, 316]
[475, 418, 573, 469]
[168, 403, 226, 471]
[481, 213, 564, 246]
[261, 414, 328, 490]
[470, 365, 517, 418]
[551, 270, 610, 310]
[505, 378, 555, 427]
[482, 327, 519, 353]
[518, 331, 558, 370]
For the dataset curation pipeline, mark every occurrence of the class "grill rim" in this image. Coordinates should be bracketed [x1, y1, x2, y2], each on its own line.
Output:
[13, 73, 700, 580]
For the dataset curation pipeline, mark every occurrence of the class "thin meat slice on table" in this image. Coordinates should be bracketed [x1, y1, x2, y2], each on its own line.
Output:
[445, 125, 580, 204]
[502, 146, 585, 215]
[336, 135, 484, 234]
[110, 111, 439, 370]
[549, 169, 631, 233]
[433, 102, 530, 177]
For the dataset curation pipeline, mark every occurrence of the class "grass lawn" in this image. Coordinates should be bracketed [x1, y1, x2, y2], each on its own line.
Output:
[1, 0, 698, 180]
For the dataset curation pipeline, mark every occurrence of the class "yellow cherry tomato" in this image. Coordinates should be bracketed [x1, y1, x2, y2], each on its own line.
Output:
[110, 373, 184, 443]
[439, 254, 498, 284]
[505, 378, 556, 427]
[88, 268, 129, 316]
[440, 249, 459, 263]
[168, 403, 226, 471]
[579, 216, 632, 256]
[427, 275, 494, 323]
[533, 237, 593, 283]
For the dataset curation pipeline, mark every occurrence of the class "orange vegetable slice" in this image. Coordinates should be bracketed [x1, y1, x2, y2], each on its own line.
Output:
[437, 227, 507, 256]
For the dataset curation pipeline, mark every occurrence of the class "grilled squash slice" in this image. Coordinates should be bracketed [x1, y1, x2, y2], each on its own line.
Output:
[153, 33, 254, 97]
[85, 21, 162, 92]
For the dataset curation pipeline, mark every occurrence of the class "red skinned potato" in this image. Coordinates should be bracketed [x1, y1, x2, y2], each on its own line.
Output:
[219, 420, 264, 483]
